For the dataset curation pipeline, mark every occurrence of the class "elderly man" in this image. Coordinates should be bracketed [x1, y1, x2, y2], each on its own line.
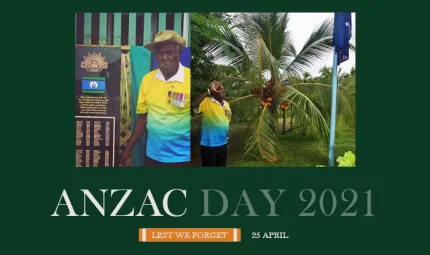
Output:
[120, 30, 190, 167]
[192, 81, 232, 167]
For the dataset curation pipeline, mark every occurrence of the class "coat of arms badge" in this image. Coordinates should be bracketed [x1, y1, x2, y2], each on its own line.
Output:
[80, 51, 108, 72]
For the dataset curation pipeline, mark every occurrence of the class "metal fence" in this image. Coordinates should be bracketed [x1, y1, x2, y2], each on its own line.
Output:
[75, 13, 190, 47]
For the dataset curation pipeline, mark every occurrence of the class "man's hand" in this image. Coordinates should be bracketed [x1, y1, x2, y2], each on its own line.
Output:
[208, 81, 222, 96]
[120, 146, 133, 166]
[119, 114, 147, 166]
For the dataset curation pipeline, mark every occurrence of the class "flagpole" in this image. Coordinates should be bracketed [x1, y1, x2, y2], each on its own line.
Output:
[328, 49, 339, 167]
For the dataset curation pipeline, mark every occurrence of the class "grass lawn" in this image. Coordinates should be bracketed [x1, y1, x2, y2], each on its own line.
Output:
[191, 118, 355, 167]
[227, 120, 355, 167]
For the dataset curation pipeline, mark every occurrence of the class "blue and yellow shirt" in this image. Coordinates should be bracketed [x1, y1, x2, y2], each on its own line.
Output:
[136, 63, 190, 162]
[197, 97, 232, 147]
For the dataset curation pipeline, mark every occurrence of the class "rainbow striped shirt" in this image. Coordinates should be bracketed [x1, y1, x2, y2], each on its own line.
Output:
[197, 97, 232, 147]
[136, 63, 190, 162]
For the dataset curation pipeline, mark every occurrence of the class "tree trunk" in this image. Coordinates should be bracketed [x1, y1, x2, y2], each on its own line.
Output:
[282, 110, 286, 133]
[290, 107, 293, 133]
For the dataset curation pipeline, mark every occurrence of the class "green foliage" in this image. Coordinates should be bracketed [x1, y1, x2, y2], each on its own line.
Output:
[228, 96, 258, 124]
[315, 66, 333, 84]
[336, 151, 356, 167]
[291, 65, 356, 131]
[229, 122, 355, 167]
[243, 105, 281, 163]
[198, 12, 239, 26]
[191, 12, 356, 163]
[315, 151, 356, 167]
[191, 13, 244, 99]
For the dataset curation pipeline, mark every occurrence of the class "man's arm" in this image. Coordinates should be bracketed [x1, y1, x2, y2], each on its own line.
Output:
[226, 103, 232, 148]
[120, 113, 147, 165]
[126, 114, 147, 149]
[192, 81, 220, 109]
[192, 91, 209, 109]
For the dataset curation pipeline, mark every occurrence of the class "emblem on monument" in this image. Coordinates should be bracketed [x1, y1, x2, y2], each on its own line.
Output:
[81, 51, 108, 72]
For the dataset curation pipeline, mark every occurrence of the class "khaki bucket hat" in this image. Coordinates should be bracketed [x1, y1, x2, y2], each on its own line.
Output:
[144, 30, 186, 52]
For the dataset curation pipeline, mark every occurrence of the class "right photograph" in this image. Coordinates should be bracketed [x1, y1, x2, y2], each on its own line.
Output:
[191, 12, 356, 167]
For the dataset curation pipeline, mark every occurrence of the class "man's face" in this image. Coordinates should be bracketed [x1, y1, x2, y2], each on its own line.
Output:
[214, 83, 226, 100]
[154, 43, 180, 75]
[219, 84, 226, 99]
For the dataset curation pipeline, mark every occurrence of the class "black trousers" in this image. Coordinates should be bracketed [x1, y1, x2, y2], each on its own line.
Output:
[144, 154, 190, 167]
[200, 144, 228, 167]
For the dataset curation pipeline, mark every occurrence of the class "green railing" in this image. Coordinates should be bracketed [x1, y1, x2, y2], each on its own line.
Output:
[75, 13, 190, 47]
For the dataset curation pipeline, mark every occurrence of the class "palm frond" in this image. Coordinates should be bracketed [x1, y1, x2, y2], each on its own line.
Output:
[225, 13, 294, 78]
[283, 17, 335, 76]
[289, 82, 356, 126]
[278, 86, 330, 140]
[206, 27, 249, 67]
[228, 95, 259, 124]
[244, 104, 280, 162]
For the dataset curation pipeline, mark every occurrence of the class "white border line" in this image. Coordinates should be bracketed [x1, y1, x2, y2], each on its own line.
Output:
[75, 116, 115, 166]
[141, 228, 146, 242]
[233, 228, 237, 242]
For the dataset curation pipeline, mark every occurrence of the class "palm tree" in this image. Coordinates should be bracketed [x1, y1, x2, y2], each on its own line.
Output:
[302, 72, 312, 83]
[195, 13, 356, 163]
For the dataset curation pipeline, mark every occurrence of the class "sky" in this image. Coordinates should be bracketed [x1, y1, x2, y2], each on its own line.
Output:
[288, 13, 356, 77]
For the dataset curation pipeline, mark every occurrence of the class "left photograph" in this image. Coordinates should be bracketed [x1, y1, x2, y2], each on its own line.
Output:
[75, 13, 191, 167]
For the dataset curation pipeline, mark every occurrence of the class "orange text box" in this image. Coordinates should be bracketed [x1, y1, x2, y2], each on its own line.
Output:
[138, 228, 241, 242]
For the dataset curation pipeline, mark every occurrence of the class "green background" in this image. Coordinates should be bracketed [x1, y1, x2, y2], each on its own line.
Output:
[4, 1, 413, 254]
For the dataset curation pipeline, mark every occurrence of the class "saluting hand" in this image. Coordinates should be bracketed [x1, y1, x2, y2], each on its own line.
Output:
[208, 81, 222, 96]
[209, 81, 220, 91]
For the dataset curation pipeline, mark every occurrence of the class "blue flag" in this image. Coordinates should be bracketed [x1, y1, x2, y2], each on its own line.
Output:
[333, 12, 352, 65]
[82, 79, 106, 90]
